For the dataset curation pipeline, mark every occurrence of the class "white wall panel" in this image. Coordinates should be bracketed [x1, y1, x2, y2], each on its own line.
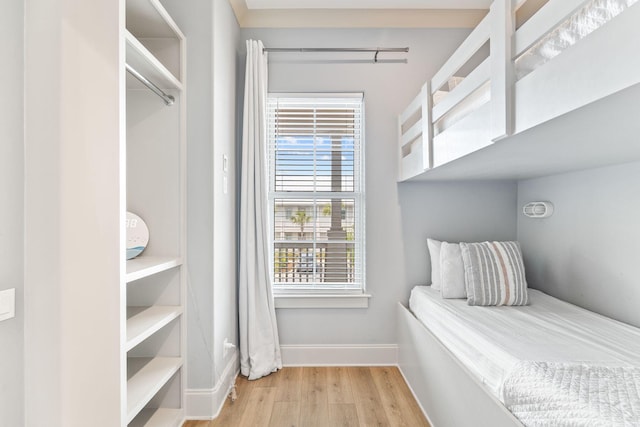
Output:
[0, 1, 24, 425]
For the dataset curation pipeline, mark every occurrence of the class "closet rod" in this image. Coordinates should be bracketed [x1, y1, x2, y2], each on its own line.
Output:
[125, 64, 175, 106]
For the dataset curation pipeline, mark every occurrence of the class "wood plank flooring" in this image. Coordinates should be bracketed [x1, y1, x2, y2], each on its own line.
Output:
[183, 366, 429, 427]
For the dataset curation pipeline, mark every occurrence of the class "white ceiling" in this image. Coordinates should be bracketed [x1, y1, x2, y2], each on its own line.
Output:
[244, 0, 493, 9]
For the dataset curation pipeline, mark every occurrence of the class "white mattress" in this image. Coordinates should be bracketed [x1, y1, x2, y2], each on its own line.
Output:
[409, 286, 640, 401]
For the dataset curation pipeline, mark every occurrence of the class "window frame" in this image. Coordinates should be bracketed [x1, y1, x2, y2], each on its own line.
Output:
[266, 93, 368, 308]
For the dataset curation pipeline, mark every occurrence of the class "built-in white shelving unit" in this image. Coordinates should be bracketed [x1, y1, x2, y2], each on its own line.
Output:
[123, 0, 186, 425]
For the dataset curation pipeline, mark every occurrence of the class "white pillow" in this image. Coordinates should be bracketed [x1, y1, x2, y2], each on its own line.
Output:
[427, 238, 442, 290]
[440, 242, 466, 299]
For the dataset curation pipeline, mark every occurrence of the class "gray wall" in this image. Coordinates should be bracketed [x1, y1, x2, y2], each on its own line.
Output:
[0, 1, 24, 425]
[162, 0, 240, 390]
[518, 161, 640, 328]
[400, 181, 518, 290]
[241, 28, 519, 346]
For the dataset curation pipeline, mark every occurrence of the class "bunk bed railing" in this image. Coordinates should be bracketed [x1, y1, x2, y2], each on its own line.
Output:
[398, 83, 432, 181]
[431, 59, 490, 124]
[430, 14, 490, 96]
[398, 0, 637, 182]
[399, 0, 506, 180]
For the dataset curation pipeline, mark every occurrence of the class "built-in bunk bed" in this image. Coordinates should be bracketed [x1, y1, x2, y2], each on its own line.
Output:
[396, 0, 640, 425]
[398, 0, 640, 181]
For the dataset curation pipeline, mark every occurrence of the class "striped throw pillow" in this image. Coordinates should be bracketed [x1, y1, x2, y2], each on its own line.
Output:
[460, 241, 529, 306]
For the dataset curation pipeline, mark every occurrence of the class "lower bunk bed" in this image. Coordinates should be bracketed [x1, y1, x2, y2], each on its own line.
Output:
[397, 286, 640, 427]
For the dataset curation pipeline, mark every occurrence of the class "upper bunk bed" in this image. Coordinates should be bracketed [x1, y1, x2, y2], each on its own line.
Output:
[398, 0, 640, 181]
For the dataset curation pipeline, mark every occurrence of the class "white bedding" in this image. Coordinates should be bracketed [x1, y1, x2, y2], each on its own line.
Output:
[409, 286, 640, 400]
[515, 0, 638, 79]
[504, 361, 640, 426]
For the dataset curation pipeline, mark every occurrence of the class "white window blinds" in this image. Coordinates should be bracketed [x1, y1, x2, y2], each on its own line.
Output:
[267, 94, 365, 292]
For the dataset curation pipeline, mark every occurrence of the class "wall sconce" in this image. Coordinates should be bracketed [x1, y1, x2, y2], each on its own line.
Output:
[523, 201, 554, 218]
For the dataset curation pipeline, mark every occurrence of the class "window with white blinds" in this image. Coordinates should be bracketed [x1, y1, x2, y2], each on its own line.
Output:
[267, 94, 365, 293]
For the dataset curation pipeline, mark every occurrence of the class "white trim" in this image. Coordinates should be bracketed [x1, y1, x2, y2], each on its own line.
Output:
[228, 4, 486, 29]
[274, 293, 370, 308]
[185, 350, 239, 420]
[269, 92, 364, 100]
[281, 344, 398, 366]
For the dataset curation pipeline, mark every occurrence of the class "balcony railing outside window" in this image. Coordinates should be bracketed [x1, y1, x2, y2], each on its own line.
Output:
[267, 94, 365, 293]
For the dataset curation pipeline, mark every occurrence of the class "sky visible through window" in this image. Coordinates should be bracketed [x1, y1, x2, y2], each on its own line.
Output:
[275, 136, 355, 178]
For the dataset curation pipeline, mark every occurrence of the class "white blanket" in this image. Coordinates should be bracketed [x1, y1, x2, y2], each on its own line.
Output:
[516, 0, 638, 79]
[503, 361, 640, 426]
[409, 287, 640, 400]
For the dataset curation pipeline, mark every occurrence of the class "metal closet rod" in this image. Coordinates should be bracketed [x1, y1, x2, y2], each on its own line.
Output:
[125, 64, 175, 106]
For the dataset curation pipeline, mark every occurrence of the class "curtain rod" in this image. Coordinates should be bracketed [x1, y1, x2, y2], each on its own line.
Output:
[263, 47, 409, 63]
[125, 64, 175, 106]
[263, 47, 409, 53]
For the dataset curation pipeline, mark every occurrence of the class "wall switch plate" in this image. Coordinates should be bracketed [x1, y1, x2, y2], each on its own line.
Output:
[0, 288, 16, 322]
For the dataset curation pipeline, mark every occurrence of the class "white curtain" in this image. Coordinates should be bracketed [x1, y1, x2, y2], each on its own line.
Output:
[239, 39, 282, 380]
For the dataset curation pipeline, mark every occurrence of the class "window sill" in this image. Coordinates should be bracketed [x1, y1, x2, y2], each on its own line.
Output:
[274, 293, 371, 309]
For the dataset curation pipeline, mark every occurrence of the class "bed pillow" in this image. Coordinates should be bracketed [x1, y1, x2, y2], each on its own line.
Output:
[427, 238, 442, 290]
[440, 242, 466, 299]
[460, 241, 529, 306]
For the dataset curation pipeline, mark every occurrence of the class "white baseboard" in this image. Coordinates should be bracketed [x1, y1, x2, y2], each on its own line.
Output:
[185, 350, 239, 420]
[281, 344, 398, 366]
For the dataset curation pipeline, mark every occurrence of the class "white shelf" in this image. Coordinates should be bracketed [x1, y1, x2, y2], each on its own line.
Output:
[126, 256, 182, 283]
[126, 0, 183, 39]
[125, 31, 182, 91]
[128, 408, 183, 427]
[126, 306, 183, 352]
[127, 357, 182, 424]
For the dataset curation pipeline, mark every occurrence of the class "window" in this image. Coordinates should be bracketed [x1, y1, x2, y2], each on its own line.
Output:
[267, 94, 365, 299]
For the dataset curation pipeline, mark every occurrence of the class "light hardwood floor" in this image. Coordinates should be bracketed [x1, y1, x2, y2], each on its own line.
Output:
[183, 366, 429, 427]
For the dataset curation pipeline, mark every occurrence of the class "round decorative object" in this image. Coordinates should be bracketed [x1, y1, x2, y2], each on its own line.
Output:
[126, 211, 149, 260]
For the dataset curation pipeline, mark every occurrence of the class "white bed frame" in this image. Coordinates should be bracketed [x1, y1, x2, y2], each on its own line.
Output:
[397, 303, 524, 427]
[398, 0, 640, 181]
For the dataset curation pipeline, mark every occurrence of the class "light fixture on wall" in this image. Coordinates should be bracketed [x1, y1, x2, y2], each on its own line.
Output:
[522, 201, 554, 218]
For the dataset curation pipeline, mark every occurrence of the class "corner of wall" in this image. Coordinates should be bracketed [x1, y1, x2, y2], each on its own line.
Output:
[185, 350, 240, 420]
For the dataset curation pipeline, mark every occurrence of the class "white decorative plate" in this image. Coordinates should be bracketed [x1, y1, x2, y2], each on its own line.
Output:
[126, 211, 149, 260]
